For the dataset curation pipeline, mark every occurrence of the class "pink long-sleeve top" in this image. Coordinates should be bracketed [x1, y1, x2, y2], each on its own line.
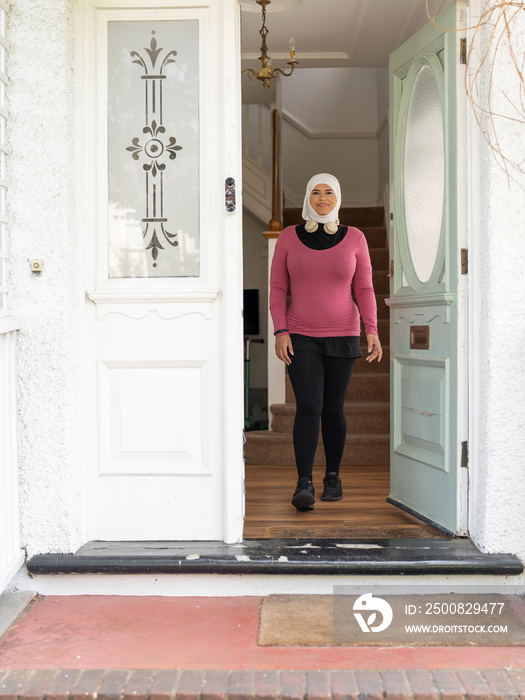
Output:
[269, 226, 378, 338]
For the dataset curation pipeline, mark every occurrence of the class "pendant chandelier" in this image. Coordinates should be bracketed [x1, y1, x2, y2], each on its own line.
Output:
[242, 0, 299, 89]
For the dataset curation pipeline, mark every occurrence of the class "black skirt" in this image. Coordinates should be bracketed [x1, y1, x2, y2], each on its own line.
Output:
[289, 333, 362, 359]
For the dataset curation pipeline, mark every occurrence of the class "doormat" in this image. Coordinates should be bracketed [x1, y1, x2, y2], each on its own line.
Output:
[258, 594, 525, 647]
[259, 595, 334, 647]
[263, 524, 448, 539]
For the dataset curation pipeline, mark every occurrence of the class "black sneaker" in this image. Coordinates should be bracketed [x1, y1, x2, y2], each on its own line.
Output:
[321, 472, 343, 501]
[291, 477, 315, 510]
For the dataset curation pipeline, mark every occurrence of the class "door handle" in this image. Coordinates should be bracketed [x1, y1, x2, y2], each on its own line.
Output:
[225, 177, 236, 213]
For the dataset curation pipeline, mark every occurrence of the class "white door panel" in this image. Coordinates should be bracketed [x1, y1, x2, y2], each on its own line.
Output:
[78, 0, 243, 542]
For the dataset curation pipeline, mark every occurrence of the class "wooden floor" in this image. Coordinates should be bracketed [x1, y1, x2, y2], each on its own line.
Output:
[243, 463, 446, 539]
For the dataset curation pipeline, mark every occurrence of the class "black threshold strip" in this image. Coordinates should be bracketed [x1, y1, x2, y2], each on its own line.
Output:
[27, 539, 523, 576]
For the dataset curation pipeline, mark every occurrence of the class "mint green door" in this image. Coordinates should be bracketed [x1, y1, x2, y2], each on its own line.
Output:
[387, 2, 468, 536]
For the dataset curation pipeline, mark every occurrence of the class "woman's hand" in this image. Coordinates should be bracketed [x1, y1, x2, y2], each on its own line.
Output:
[366, 334, 382, 363]
[275, 334, 294, 365]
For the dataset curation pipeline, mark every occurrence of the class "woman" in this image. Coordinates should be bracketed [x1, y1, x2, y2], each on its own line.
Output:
[269, 173, 382, 511]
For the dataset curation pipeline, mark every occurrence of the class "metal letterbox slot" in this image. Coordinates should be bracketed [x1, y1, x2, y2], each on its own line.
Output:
[410, 325, 430, 350]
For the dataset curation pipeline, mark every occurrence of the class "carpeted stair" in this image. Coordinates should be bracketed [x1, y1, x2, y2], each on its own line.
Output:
[244, 206, 390, 466]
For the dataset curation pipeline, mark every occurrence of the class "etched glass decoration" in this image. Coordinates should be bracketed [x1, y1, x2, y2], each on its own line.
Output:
[108, 21, 200, 278]
[403, 64, 444, 284]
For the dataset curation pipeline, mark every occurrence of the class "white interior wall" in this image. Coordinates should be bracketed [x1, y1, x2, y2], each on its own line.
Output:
[243, 104, 272, 173]
[8, 0, 82, 556]
[377, 68, 389, 200]
[279, 68, 385, 205]
[242, 210, 268, 389]
[281, 68, 379, 135]
[281, 122, 379, 206]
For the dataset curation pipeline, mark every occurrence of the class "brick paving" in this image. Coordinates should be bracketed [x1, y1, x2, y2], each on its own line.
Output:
[1, 668, 525, 699]
[1, 595, 524, 698]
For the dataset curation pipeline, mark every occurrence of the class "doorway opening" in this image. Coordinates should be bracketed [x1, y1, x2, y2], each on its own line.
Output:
[240, 0, 461, 541]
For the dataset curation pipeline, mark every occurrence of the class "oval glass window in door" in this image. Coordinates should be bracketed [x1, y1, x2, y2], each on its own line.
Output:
[403, 63, 445, 284]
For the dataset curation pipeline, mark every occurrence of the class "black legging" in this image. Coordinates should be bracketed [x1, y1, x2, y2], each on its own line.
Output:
[287, 350, 356, 480]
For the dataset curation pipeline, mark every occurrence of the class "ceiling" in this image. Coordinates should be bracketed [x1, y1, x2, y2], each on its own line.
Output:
[240, 0, 454, 69]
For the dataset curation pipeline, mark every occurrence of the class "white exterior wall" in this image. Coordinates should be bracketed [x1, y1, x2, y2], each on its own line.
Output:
[470, 0, 525, 559]
[8, 0, 82, 556]
[4, 0, 525, 567]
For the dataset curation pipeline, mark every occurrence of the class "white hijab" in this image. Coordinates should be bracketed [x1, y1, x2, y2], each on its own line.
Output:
[301, 173, 341, 224]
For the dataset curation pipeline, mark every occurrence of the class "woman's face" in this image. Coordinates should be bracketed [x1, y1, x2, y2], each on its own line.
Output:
[309, 183, 337, 216]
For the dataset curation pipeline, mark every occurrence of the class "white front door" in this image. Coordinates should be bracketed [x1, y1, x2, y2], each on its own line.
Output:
[78, 0, 244, 542]
[387, 2, 468, 536]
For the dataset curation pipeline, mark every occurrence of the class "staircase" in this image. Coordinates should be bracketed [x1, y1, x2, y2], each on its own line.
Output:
[244, 205, 390, 467]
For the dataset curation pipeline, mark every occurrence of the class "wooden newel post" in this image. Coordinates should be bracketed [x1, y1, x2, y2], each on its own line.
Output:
[265, 109, 286, 414]
[268, 108, 282, 232]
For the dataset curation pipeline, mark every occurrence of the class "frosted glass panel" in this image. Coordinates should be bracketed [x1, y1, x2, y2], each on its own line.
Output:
[403, 64, 444, 284]
[108, 21, 200, 278]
